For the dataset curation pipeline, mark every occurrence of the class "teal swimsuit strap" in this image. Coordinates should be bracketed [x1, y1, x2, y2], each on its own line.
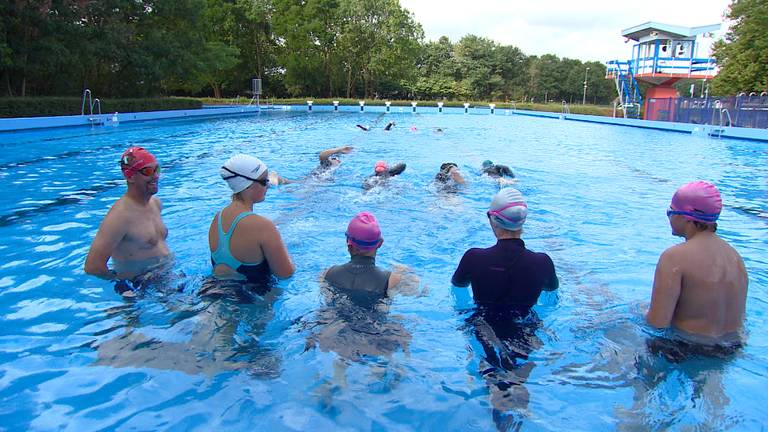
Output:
[212, 210, 261, 269]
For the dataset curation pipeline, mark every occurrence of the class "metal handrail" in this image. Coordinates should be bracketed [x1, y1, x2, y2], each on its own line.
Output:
[92, 98, 101, 115]
[81, 89, 92, 115]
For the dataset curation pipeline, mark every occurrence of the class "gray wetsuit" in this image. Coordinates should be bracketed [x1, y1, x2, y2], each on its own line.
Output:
[325, 255, 391, 307]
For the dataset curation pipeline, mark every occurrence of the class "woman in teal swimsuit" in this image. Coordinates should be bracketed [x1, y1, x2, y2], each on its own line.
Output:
[207, 154, 295, 285]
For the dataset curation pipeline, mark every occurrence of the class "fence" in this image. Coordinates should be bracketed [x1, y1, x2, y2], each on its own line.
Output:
[645, 95, 768, 129]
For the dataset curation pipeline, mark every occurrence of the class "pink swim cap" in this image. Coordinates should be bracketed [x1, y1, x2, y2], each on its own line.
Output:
[120, 147, 157, 178]
[374, 160, 388, 174]
[346, 212, 382, 250]
[670, 181, 722, 223]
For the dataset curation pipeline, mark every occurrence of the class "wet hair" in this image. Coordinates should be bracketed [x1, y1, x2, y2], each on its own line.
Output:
[440, 162, 457, 173]
[692, 221, 717, 232]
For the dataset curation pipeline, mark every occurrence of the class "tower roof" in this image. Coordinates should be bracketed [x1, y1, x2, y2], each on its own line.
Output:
[621, 22, 720, 41]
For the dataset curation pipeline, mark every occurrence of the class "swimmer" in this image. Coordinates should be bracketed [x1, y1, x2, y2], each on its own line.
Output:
[209, 154, 295, 283]
[317, 145, 353, 171]
[362, 160, 407, 190]
[323, 212, 418, 306]
[482, 160, 514, 178]
[452, 188, 558, 311]
[384, 121, 396, 131]
[646, 181, 748, 341]
[356, 124, 369, 131]
[434, 162, 466, 191]
[84, 147, 171, 297]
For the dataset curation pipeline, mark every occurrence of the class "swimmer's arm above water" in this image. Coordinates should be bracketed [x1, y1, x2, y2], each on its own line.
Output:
[84, 209, 130, 280]
[319, 146, 353, 162]
[646, 249, 683, 328]
[257, 217, 295, 279]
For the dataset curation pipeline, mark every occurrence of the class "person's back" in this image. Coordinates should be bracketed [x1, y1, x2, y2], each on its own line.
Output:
[323, 212, 398, 308]
[670, 233, 747, 336]
[647, 181, 748, 341]
[452, 188, 558, 311]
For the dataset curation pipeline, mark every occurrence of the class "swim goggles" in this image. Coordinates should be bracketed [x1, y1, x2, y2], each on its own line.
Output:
[487, 202, 527, 222]
[345, 233, 381, 248]
[666, 207, 719, 222]
[136, 165, 161, 177]
[221, 167, 269, 187]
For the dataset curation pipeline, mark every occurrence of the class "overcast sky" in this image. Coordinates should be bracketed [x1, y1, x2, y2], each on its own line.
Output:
[399, 0, 732, 62]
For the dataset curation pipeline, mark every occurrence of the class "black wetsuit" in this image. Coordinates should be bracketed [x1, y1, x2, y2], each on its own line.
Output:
[483, 164, 514, 178]
[325, 255, 391, 308]
[452, 238, 558, 311]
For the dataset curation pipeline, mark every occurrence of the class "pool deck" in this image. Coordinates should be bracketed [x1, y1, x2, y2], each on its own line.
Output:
[2, 103, 766, 142]
[0, 105, 261, 132]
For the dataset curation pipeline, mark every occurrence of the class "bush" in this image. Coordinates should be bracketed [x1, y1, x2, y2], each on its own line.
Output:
[0, 97, 202, 118]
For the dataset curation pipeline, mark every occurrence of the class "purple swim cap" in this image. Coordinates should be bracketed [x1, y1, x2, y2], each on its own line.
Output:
[670, 181, 722, 223]
[346, 212, 382, 250]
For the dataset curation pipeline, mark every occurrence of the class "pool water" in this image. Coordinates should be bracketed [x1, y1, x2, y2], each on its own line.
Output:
[0, 110, 766, 430]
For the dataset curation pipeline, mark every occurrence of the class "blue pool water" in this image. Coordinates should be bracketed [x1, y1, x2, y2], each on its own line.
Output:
[0, 110, 766, 430]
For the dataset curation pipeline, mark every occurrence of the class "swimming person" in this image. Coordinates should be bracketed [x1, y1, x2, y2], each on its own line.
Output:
[452, 187, 558, 309]
[84, 147, 171, 296]
[362, 160, 407, 190]
[315, 146, 354, 173]
[481, 160, 515, 185]
[323, 212, 406, 297]
[356, 124, 369, 131]
[384, 121, 396, 131]
[646, 181, 748, 344]
[208, 154, 295, 285]
[307, 212, 419, 372]
[434, 162, 466, 192]
[451, 187, 557, 425]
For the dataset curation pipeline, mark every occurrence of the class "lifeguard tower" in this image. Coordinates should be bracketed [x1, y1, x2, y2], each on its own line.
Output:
[606, 22, 719, 120]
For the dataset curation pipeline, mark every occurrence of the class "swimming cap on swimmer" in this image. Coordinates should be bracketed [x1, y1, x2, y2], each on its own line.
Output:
[488, 187, 528, 231]
[120, 147, 157, 178]
[670, 180, 722, 223]
[220, 154, 268, 194]
[374, 160, 389, 174]
[482, 160, 493, 168]
[346, 212, 383, 251]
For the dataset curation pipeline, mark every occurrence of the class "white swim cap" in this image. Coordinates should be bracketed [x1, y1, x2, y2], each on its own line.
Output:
[220, 154, 268, 193]
[488, 188, 528, 231]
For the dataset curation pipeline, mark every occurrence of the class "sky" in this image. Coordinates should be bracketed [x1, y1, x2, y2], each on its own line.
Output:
[399, 0, 732, 62]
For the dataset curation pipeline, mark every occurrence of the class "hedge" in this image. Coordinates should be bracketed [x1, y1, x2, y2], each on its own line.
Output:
[0, 97, 202, 118]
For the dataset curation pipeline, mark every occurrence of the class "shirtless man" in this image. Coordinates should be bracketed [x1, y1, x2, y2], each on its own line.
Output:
[646, 181, 748, 341]
[84, 147, 170, 294]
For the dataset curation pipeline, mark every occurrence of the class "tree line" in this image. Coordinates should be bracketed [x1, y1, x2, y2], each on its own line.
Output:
[7, 0, 757, 104]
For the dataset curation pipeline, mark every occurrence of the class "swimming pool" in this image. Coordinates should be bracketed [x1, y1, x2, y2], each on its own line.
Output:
[0, 110, 766, 430]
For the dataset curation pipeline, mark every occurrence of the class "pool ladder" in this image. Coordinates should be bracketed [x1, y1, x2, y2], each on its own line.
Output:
[81, 89, 103, 125]
[709, 100, 732, 138]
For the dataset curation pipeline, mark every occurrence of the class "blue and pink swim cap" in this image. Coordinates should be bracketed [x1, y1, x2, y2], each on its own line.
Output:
[488, 188, 527, 231]
[670, 180, 722, 223]
[346, 211, 383, 250]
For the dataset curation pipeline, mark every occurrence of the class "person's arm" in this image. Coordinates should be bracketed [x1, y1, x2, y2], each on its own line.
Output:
[499, 165, 514, 178]
[646, 248, 683, 328]
[542, 255, 559, 291]
[451, 250, 473, 287]
[257, 218, 296, 279]
[386, 264, 422, 297]
[319, 146, 353, 162]
[449, 168, 465, 184]
[84, 209, 128, 280]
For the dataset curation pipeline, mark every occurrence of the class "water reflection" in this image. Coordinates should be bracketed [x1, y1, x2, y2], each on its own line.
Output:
[93, 277, 282, 378]
[462, 308, 543, 431]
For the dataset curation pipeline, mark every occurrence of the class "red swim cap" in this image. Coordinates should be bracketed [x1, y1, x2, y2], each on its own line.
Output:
[374, 160, 388, 174]
[120, 147, 157, 178]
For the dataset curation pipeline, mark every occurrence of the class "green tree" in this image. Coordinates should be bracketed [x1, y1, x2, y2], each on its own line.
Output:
[711, 0, 768, 95]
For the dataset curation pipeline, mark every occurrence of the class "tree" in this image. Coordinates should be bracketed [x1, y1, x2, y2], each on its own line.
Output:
[711, 0, 768, 95]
